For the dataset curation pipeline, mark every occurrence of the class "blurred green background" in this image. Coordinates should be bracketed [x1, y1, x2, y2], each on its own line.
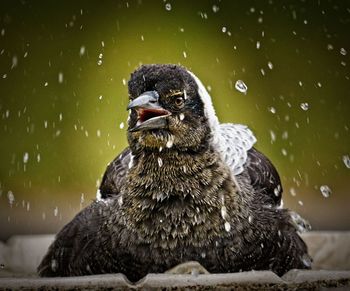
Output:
[0, 0, 349, 240]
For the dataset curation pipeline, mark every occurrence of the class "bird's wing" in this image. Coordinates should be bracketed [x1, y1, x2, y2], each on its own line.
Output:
[243, 147, 283, 206]
[217, 123, 282, 206]
[98, 147, 131, 199]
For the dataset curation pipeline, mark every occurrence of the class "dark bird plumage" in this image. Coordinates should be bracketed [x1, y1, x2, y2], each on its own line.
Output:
[38, 64, 311, 282]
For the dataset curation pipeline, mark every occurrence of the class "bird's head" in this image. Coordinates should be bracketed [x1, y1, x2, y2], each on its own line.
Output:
[126, 64, 219, 152]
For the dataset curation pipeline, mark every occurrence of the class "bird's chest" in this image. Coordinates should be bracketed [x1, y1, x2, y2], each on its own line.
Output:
[120, 151, 239, 248]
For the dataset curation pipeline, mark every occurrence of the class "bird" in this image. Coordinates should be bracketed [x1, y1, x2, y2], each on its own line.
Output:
[38, 64, 311, 282]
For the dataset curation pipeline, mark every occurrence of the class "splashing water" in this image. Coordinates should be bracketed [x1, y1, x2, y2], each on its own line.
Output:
[165, 3, 172, 11]
[212, 5, 219, 13]
[58, 72, 64, 83]
[158, 157, 163, 167]
[342, 155, 350, 169]
[54, 206, 59, 216]
[320, 185, 332, 198]
[7, 191, 15, 206]
[235, 80, 248, 94]
[340, 48, 347, 56]
[23, 152, 29, 163]
[300, 102, 309, 111]
[221, 206, 227, 219]
[301, 254, 312, 268]
[166, 135, 174, 148]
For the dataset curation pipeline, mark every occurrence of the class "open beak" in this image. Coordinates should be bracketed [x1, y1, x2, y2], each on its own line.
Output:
[127, 91, 171, 132]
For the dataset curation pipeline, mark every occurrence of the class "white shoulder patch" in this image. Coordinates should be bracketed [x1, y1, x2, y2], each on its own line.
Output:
[216, 124, 257, 175]
[187, 70, 256, 175]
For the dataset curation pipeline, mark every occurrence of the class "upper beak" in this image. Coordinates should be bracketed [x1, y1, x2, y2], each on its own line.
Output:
[127, 91, 170, 132]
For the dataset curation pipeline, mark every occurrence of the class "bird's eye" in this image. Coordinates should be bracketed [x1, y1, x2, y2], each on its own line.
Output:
[175, 97, 184, 107]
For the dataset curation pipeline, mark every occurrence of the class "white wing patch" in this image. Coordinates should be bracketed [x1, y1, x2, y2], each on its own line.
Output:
[216, 124, 257, 175]
[188, 70, 257, 176]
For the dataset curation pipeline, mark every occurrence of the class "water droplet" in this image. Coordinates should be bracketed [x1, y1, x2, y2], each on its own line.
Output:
[224, 221, 231, 232]
[340, 48, 347, 56]
[320, 185, 331, 198]
[235, 80, 248, 94]
[201, 252, 206, 258]
[51, 259, 58, 272]
[298, 200, 304, 206]
[158, 157, 163, 167]
[79, 46, 86, 56]
[179, 113, 185, 121]
[165, 3, 172, 11]
[248, 216, 253, 223]
[221, 206, 227, 219]
[274, 185, 281, 196]
[23, 152, 29, 163]
[269, 107, 276, 114]
[212, 5, 219, 13]
[222, 26, 227, 33]
[118, 195, 123, 206]
[289, 187, 297, 196]
[37, 153, 41, 163]
[7, 191, 15, 205]
[256, 41, 261, 49]
[267, 61, 273, 69]
[301, 254, 312, 268]
[44, 82, 48, 87]
[300, 102, 309, 111]
[342, 155, 350, 169]
[327, 44, 334, 50]
[119, 122, 124, 129]
[166, 136, 174, 148]
[270, 130, 276, 143]
[11, 55, 18, 69]
[183, 51, 187, 58]
[0, 263, 5, 269]
[54, 206, 59, 217]
[97, 59, 102, 66]
[58, 72, 64, 83]
[128, 154, 134, 169]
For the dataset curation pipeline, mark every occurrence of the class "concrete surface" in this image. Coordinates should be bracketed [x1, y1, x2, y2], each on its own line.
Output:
[0, 231, 349, 290]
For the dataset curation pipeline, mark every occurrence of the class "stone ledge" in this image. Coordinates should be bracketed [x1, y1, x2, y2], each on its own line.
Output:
[0, 271, 349, 290]
[1, 232, 350, 290]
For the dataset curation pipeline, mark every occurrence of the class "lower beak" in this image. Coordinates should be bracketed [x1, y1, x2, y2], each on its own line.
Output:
[127, 91, 170, 132]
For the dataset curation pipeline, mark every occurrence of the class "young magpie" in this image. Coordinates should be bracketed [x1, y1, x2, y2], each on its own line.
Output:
[38, 64, 311, 282]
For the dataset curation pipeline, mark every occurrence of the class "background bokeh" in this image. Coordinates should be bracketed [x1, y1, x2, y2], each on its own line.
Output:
[0, 0, 349, 241]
